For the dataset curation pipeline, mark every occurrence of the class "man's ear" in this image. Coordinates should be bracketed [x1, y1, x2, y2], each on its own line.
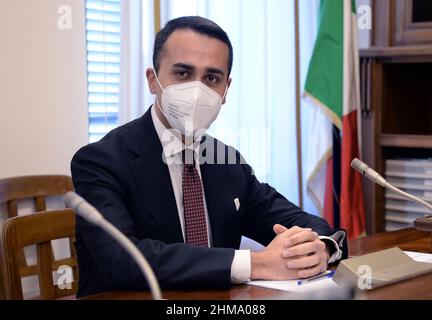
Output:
[222, 77, 232, 104]
[146, 68, 157, 94]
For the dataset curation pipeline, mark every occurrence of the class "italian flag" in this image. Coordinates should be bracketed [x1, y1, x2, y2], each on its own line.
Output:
[304, 0, 366, 239]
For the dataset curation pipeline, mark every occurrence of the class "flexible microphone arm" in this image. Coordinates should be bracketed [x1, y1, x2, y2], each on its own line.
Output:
[64, 192, 162, 300]
[351, 158, 432, 212]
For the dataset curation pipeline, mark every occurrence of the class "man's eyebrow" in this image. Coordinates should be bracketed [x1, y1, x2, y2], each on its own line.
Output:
[172, 63, 225, 77]
[205, 67, 225, 77]
[172, 63, 195, 71]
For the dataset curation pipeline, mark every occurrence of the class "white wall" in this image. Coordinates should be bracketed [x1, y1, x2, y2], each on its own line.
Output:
[357, 0, 371, 49]
[0, 0, 88, 179]
[0, 0, 88, 298]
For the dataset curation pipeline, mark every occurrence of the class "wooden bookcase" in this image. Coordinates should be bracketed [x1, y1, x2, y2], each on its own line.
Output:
[360, 0, 432, 234]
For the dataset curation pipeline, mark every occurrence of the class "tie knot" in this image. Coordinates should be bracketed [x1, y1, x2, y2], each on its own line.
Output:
[182, 148, 195, 166]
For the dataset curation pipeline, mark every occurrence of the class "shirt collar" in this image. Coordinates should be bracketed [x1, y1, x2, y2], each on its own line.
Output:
[151, 105, 201, 161]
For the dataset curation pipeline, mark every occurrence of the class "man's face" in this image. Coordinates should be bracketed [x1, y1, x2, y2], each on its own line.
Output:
[147, 29, 232, 124]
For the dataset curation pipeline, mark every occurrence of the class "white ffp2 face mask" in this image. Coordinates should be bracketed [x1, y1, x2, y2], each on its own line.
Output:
[154, 72, 227, 138]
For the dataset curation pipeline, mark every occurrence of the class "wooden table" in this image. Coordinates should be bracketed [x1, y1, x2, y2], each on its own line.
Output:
[82, 228, 432, 300]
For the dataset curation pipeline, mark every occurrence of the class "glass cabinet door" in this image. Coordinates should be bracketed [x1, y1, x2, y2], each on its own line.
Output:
[395, 0, 432, 45]
[412, 0, 432, 23]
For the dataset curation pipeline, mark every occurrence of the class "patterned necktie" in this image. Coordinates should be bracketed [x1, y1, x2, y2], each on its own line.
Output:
[182, 150, 208, 247]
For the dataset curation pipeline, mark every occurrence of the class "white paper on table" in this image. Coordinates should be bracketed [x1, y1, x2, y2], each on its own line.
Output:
[247, 251, 432, 293]
[404, 251, 432, 263]
[246, 277, 338, 293]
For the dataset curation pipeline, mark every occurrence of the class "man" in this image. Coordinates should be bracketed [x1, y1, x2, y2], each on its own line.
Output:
[71, 16, 347, 297]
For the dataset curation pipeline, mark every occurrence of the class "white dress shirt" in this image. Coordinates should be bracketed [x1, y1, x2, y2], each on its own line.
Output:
[150, 106, 341, 283]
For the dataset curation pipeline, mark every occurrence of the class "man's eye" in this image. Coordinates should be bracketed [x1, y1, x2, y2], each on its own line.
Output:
[175, 71, 189, 79]
[206, 75, 220, 84]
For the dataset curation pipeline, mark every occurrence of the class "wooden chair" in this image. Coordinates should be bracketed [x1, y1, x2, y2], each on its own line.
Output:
[0, 175, 74, 217]
[0, 209, 78, 299]
[0, 175, 74, 299]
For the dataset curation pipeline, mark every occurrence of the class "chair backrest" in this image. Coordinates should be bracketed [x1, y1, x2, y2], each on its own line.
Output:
[0, 175, 74, 299]
[0, 175, 74, 217]
[0, 209, 78, 299]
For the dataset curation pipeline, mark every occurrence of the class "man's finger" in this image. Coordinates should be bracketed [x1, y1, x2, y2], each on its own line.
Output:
[277, 226, 312, 240]
[273, 224, 288, 235]
[285, 254, 321, 269]
[284, 229, 318, 248]
[297, 263, 327, 279]
[282, 241, 320, 258]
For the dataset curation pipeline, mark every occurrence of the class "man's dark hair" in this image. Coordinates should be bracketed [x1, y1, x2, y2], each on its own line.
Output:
[153, 16, 233, 77]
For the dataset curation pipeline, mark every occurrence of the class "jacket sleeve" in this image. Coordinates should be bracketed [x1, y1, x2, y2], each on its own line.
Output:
[71, 144, 235, 292]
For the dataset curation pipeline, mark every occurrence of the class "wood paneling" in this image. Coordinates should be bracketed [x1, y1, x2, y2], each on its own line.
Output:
[395, 0, 432, 45]
[360, 16, 432, 232]
[372, 0, 432, 46]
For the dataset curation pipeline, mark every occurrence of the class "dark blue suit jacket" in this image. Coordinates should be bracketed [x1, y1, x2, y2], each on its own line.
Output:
[71, 108, 345, 297]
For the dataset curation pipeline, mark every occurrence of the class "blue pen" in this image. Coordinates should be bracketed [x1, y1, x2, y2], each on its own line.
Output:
[297, 270, 335, 286]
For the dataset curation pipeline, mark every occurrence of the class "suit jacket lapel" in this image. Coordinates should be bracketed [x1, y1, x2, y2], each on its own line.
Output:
[127, 110, 184, 244]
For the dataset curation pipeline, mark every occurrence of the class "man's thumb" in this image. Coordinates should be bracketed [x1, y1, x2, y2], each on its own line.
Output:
[273, 224, 288, 235]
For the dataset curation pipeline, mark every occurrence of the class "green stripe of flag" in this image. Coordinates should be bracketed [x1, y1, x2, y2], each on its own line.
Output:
[304, 0, 343, 122]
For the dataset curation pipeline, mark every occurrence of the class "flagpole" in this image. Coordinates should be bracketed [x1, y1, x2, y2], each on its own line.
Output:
[154, 0, 161, 33]
[294, 0, 304, 209]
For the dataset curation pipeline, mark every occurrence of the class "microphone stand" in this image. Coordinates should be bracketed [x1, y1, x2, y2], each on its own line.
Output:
[65, 192, 162, 300]
[351, 158, 432, 235]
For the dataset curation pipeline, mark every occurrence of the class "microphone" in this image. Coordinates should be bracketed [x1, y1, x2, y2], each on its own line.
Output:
[332, 160, 432, 290]
[64, 191, 162, 300]
[351, 158, 432, 212]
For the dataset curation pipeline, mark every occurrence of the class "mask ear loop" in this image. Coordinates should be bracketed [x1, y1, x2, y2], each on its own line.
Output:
[152, 69, 168, 117]
[220, 85, 228, 104]
[153, 69, 165, 92]
[152, 69, 186, 143]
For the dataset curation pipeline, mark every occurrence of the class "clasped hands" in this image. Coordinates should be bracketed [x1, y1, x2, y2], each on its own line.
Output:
[251, 225, 329, 280]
